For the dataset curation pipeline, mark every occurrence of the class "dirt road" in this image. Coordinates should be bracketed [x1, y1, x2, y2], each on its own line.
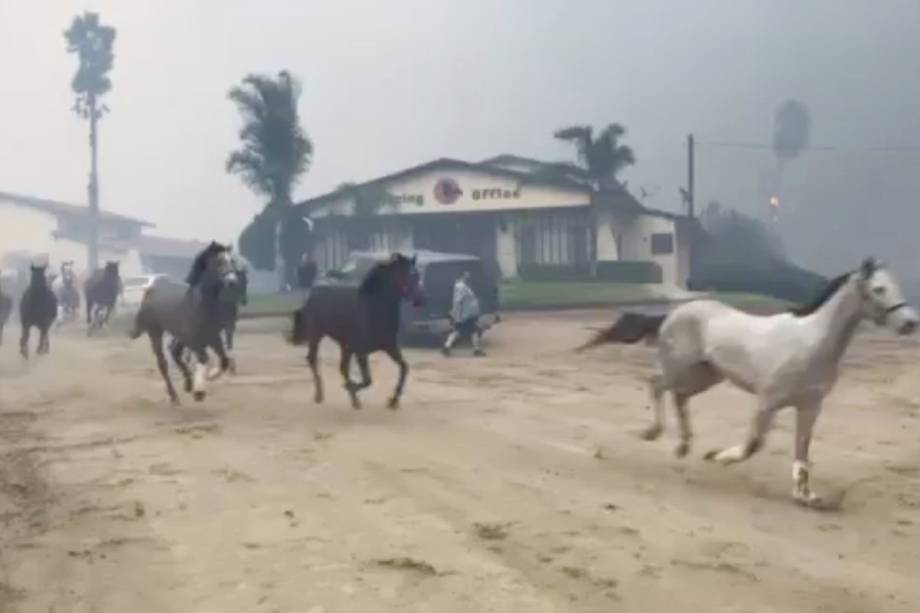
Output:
[1, 311, 919, 612]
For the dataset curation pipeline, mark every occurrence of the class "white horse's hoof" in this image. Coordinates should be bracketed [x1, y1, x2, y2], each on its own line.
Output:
[206, 367, 223, 380]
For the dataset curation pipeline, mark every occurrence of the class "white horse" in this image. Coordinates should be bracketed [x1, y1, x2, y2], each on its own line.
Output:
[579, 258, 918, 507]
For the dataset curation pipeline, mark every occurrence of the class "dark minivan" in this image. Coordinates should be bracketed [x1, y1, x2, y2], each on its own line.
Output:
[322, 250, 500, 338]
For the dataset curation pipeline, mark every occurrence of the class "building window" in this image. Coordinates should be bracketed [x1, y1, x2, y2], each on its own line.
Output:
[515, 211, 590, 266]
[650, 233, 674, 255]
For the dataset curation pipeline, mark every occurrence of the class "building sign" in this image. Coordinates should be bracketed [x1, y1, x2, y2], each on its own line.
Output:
[472, 187, 521, 201]
[384, 193, 424, 207]
[433, 177, 463, 204]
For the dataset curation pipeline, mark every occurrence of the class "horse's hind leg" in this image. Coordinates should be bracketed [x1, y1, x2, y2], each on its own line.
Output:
[149, 331, 180, 405]
[169, 340, 194, 393]
[19, 325, 29, 360]
[639, 374, 668, 441]
[384, 346, 408, 410]
[307, 338, 323, 404]
[705, 395, 781, 464]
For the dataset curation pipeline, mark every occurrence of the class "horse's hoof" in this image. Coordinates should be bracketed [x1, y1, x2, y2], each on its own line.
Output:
[351, 399, 362, 410]
[206, 367, 222, 381]
[639, 425, 662, 441]
[674, 442, 690, 458]
[193, 391, 206, 402]
[184, 381, 193, 393]
[314, 394, 324, 404]
[386, 397, 400, 410]
[170, 396, 181, 407]
[703, 449, 719, 461]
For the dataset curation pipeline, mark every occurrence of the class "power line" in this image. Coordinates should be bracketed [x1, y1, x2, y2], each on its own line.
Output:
[697, 140, 920, 153]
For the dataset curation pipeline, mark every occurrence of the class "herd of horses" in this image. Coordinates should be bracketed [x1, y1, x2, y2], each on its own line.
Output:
[2, 241, 918, 508]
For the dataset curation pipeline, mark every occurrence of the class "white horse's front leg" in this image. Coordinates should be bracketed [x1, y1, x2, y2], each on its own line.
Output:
[792, 402, 822, 506]
[705, 401, 777, 464]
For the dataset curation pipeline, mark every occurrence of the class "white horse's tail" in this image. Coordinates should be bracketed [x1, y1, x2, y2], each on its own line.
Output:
[575, 312, 666, 352]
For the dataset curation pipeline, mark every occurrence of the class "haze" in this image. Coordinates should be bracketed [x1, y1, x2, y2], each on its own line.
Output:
[2, 0, 918, 280]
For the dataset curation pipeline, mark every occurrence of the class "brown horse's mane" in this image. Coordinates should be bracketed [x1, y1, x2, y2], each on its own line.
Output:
[359, 255, 410, 296]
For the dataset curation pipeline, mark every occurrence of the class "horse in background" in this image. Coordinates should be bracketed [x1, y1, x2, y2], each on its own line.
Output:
[131, 241, 238, 404]
[289, 253, 424, 410]
[578, 257, 918, 508]
[19, 264, 59, 359]
[84, 261, 122, 334]
[55, 261, 80, 325]
[0, 277, 12, 346]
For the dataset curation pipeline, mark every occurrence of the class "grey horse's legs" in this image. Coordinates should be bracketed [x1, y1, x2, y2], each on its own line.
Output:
[640, 374, 668, 441]
[792, 400, 823, 507]
[705, 395, 781, 463]
[169, 339, 194, 393]
[150, 330, 179, 405]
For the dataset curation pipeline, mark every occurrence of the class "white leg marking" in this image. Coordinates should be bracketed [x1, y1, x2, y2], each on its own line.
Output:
[193, 362, 207, 393]
[714, 444, 746, 464]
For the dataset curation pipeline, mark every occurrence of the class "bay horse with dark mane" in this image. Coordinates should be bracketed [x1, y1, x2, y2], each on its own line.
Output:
[289, 253, 424, 409]
[130, 241, 238, 404]
[84, 261, 122, 334]
[19, 264, 58, 359]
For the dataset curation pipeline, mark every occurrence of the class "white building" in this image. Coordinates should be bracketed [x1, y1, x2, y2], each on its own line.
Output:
[0, 191, 150, 281]
[294, 156, 694, 287]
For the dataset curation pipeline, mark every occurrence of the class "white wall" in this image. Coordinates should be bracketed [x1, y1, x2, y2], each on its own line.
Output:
[0, 203, 144, 280]
[634, 215, 683, 286]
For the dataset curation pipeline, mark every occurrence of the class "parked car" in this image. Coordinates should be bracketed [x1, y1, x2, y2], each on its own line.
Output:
[121, 274, 170, 308]
[321, 250, 500, 338]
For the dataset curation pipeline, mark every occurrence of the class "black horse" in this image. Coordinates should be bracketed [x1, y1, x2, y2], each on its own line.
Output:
[84, 261, 122, 334]
[19, 264, 58, 359]
[130, 242, 238, 404]
[290, 253, 424, 409]
[0, 279, 12, 346]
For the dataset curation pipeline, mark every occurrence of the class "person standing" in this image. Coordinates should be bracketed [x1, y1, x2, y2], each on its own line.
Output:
[297, 252, 317, 300]
[442, 271, 485, 357]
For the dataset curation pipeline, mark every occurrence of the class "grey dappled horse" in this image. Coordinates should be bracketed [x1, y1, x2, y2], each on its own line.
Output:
[130, 242, 238, 404]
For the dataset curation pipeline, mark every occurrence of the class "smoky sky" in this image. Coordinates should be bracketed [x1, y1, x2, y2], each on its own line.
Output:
[2, 0, 919, 277]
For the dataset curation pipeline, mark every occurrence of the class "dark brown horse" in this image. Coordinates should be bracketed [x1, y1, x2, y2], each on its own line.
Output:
[84, 261, 122, 334]
[19, 264, 58, 359]
[290, 253, 424, 409]
[130, 242, 238, 404]
[0, 278, 12, 346]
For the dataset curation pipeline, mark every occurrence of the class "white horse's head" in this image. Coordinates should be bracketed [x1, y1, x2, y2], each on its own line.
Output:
[858, 258, 918, 335]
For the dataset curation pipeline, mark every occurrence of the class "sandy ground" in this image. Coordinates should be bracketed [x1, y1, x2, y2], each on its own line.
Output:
[1, 310, 920, 613]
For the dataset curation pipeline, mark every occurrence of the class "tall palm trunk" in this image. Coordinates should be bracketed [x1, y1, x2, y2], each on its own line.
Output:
[87, 93, 100, 273]
[274, 212, 285, 290]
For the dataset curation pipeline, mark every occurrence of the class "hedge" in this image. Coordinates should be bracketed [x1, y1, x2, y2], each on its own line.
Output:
[516, 260, 662, 284]
[688, 259, 826, 304]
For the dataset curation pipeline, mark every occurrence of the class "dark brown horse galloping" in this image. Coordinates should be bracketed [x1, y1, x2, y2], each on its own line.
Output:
[19, 264, 58, 359]
[84, 261, 122, 335]
[290, 253, 424, 410]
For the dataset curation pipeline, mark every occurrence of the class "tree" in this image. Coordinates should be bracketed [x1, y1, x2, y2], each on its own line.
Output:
[226, 71, 312, 289]
[552, 124, 636, 190]
[64, 12, 116, 273]
[332, 182, 395, 250]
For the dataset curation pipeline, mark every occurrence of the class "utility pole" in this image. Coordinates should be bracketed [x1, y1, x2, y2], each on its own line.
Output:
[686, 133, 695, 219]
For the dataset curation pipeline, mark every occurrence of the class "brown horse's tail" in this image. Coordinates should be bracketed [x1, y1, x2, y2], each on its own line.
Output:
[575, 312, 666, 352]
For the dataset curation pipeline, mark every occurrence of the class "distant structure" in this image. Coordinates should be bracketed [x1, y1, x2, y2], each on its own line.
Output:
[294, 155, 694, 287]
[0, 191, 208, 284]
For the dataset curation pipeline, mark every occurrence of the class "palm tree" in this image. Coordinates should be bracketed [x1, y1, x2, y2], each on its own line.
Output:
[552, 124, 636, 190]
[226, 71, 312, 289]
[64, 12, 116, 273]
